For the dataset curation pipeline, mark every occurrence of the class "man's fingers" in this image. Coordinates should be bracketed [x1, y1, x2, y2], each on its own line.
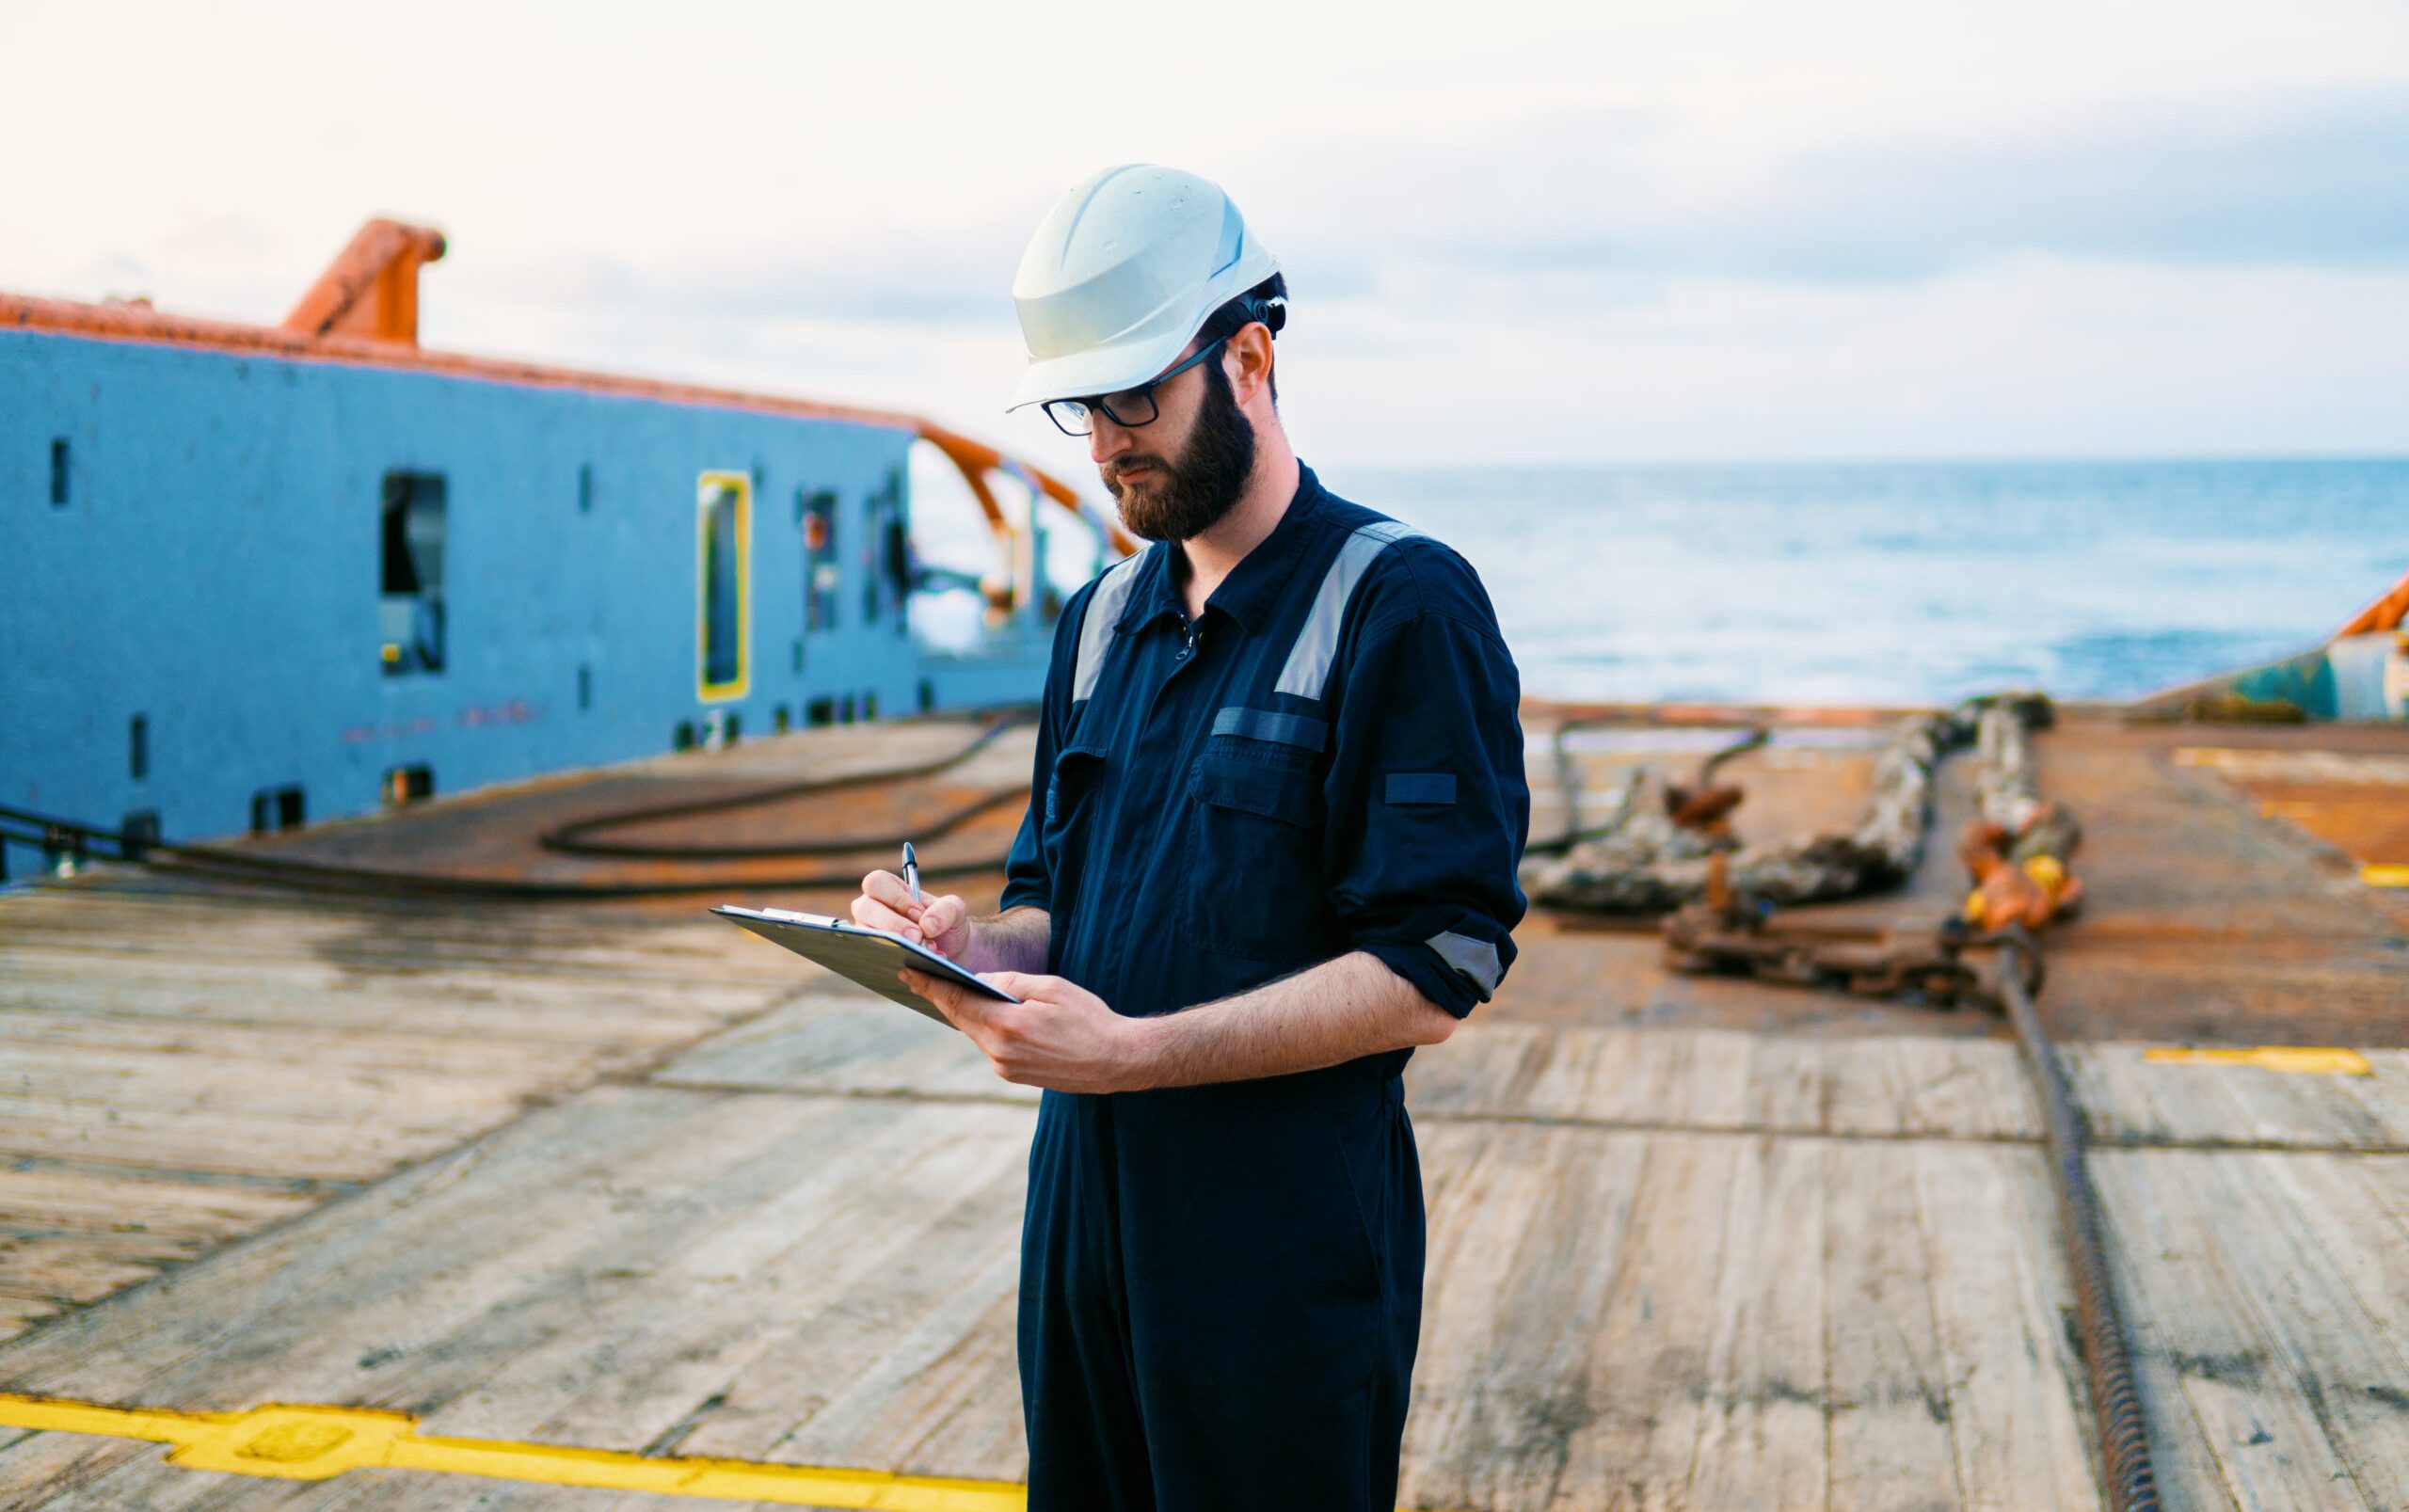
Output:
[854, 869, 931, 940]
[860, 869, 925, 918]
[922, 895, 967, 944]
[851, 894, 921, 941]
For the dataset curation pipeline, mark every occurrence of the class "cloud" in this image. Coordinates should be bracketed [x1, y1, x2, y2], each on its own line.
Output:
[1275, 90, 2409, 296]
[470, 229, 1023, 328]
[400, 87, 2409, 371]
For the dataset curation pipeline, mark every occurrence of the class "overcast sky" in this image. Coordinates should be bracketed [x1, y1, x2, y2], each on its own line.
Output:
[8, 0, 2406, 476]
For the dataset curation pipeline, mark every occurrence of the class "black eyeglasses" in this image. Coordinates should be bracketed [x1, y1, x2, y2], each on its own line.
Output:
[1041, 335, 1229, 438]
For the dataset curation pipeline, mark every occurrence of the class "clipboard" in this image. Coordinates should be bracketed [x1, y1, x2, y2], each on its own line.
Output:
[710, 904, 1020, 1028]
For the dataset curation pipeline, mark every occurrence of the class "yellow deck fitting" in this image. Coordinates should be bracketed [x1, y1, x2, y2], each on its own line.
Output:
[2143, 1046, 2374, 1075]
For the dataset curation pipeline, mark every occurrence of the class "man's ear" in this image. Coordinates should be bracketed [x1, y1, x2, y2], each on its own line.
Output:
[1225, 323, 1276, 407]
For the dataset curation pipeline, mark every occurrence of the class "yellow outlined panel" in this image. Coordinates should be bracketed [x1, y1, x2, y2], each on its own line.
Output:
[697, 470, 752, 702]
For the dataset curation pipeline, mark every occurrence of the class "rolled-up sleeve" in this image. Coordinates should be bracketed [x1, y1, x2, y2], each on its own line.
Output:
[1322, 560, 1530, 1018]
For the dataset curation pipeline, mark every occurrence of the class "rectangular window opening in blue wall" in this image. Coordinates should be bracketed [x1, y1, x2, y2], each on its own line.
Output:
[382, 764, 434, 805]
[697, 471, 751, 701]
[380, 471, 448, 676]
[802, 488, 838, 633]
[250, 785, 306, 834]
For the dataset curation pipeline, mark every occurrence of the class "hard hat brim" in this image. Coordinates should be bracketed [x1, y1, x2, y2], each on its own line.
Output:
[1004, 326, 1197, 413]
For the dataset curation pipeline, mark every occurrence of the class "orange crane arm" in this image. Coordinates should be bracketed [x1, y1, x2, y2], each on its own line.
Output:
[2334, 565, 2409, 640]
[917, 424, 1139, 561]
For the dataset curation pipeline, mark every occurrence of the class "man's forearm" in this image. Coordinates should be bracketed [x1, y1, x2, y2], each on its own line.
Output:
[965, 905, 1050, 977]
[1133, 950, 1459, 1090]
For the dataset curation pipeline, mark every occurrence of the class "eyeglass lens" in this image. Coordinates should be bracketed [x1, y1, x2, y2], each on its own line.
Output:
[1045, 386, 1159, 437]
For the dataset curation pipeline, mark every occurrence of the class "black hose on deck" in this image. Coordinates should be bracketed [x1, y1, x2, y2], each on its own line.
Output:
[1994, 925, 2160, 1512]
[0, 710, 1036, 902]
[538, 709, 1032, 860]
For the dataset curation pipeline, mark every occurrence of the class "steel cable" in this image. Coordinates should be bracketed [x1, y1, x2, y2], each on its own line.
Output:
[1995, 925, 2161, 1512]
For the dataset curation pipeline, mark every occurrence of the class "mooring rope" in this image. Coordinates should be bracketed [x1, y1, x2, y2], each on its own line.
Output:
[1521, 697, 2051, 912]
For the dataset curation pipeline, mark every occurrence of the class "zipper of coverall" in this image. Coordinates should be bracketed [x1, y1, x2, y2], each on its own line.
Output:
[1094, 612, 1214, 999]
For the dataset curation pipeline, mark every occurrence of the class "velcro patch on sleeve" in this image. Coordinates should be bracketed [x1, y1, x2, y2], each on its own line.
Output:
[1384, 772, 1458, 805]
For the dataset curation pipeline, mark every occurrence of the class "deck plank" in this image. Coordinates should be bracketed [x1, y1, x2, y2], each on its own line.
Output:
[1684, 1135, 1830, 1510]
[429, 1104, 1030, 1457]
[2092, 1149, 2364, 1510]
[2131, 1150, 2409, 1506]
[2071, 1048, 2409, 1152]
[0, 882, 806, 1338]
[652, 994, 1034, 1105]
[1911, 1142, 2101, 1510]
[1823, 1142, 1963, 1512]
[1550, 1133, 1744, 1510]
[1401, 1122, 1640, 1512]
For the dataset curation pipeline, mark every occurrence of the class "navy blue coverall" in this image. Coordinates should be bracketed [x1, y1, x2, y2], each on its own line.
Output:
[998, 462, 1530, 1511]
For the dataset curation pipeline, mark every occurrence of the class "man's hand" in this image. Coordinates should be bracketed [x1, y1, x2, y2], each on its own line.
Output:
[852, 869, 972, 960]
[899, 968, 1157, 1094]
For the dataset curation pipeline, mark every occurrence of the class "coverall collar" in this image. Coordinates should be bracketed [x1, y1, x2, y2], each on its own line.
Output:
[1114, 462, 1328, 636]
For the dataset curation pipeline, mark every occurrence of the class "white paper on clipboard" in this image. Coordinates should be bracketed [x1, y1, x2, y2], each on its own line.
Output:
[710, 905, 1020, 1028]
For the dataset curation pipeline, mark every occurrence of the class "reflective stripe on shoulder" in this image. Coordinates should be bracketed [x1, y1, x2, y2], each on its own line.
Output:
[1273, 519, 1427, 701]
[1426, 929, 1502, 1001]
[1071, 550, 1151, 704]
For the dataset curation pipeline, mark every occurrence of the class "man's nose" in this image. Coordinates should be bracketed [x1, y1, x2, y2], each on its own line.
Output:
[1089, 416, 1135, 466]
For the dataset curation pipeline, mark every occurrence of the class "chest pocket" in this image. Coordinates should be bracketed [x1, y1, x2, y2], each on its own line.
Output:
[1184, 740, 1329, 963]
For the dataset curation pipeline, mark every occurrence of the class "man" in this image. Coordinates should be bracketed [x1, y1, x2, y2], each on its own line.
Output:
[851, 164, 1529, 1512]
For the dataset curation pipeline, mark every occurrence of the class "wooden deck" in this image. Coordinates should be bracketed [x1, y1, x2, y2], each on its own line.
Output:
[0, 708, 2405, 1509]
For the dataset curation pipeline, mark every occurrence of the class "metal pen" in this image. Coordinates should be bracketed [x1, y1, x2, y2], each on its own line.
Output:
[901, 841, 920, 906]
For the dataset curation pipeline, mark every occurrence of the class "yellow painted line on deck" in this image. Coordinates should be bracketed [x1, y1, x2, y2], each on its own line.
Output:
[0, 1391, 1459, 1511]
[2144, 1046, 2374, 1075]
[0, 1393, 1021, 1509]
[2364, 864, 2409, 888]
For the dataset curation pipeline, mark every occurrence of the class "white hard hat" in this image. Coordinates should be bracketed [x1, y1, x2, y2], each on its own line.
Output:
[1007, 164, 1280, 412]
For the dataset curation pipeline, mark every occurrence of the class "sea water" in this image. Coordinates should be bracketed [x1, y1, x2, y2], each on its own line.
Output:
[1321, 457, 2407, 707]
[916, 457, 2405, 708]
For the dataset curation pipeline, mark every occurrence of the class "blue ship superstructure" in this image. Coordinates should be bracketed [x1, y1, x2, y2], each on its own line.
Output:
[2, 219, 1117, 879]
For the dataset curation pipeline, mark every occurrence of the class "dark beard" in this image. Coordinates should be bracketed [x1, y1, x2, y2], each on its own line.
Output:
[1105, 359, 1257, 542]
